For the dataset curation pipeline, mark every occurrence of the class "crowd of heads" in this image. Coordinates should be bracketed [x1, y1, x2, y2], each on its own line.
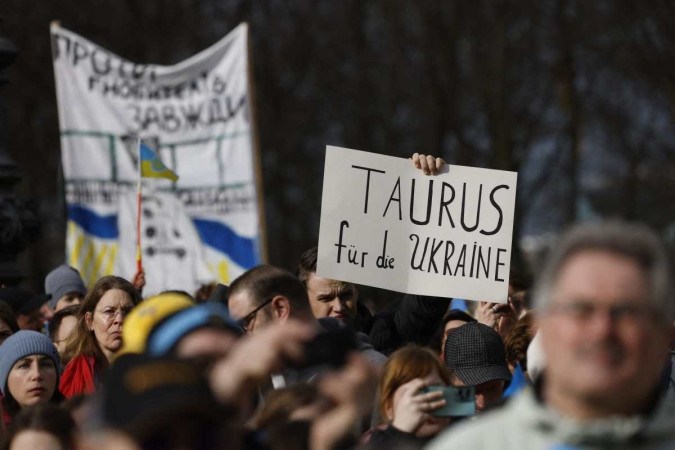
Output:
[0, 220, 672, 449]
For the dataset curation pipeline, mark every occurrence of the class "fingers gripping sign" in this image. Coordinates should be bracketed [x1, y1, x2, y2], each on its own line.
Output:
[411, 153, 447, 176]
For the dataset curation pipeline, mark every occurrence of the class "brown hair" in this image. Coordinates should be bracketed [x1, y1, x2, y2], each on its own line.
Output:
[2, 404, 76, 450]
[229, 265, 312, 315]
[504, 312, 534, 371]
[0, 301, 19, 334]
[378, 345, 450, 421]
[48, 305, 79, 341]
[295, 247, 318, 288]
[194, 282, 217, 303]
[62, 276, 141, 368]
[255, 384, 319, 429]
[534, 222, 672, 322]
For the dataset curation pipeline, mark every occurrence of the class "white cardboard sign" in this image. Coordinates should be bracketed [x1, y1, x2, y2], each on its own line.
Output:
[317, 146, 518, 303]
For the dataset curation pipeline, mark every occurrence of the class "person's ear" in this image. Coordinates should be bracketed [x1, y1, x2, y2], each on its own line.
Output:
[84, 311, 94, 331]
[383, 399, 394, 422]
[271, 296, 291, 321]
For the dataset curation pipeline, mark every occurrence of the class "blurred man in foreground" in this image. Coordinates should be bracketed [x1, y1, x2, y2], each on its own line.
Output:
[429, 222, 675, 449]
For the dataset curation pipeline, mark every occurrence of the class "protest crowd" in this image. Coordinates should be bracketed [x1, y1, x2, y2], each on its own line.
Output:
[1, 154, 675, 450]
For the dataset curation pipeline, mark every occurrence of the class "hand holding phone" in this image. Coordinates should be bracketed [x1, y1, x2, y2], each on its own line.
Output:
[390, 378, 447, 433]
[421, 385, 476, 417]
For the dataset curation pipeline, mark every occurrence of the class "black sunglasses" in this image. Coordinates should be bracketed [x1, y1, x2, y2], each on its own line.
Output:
[237, 297, 274, 332]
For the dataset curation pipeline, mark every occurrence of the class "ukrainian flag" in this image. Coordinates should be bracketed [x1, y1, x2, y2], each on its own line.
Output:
[140, 143, 179, 182]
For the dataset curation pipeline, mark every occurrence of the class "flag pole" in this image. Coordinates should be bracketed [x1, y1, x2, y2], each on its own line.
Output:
[245, 23, 269, 264]
[136, 138, 143, 274]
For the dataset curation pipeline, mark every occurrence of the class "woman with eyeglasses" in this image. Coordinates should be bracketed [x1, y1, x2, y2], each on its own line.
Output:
[60, 276, 141, 398]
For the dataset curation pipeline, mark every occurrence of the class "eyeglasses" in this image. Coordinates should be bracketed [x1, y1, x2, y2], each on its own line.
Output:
[237, 298, 274, 332]
[95, 306, 134, 322]
[546, 301, 657, 326]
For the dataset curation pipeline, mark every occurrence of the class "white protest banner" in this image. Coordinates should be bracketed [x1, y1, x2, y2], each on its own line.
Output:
[317, 146, 517, 303]
[51, 23, 264, 295]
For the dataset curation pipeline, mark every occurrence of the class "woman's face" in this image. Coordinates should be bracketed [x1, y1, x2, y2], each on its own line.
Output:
[391, 370, 452, 438]
[54, 315, 78, 356]
[7, 355, 57, 408]
[85, 289, 135, 357]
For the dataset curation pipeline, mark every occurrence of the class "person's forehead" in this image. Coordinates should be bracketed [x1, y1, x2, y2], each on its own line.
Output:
[15, 354, 48, 363]
[552, 250, 649, 303]
[61, 314, 78, 325]
[227, 290, 254, 317]
[58, 315, 78, 333]
[12, 431, 61, 449]
[98, 289, 133, 307]
[307, 273, 352, 292]
[444, 320, 468, 334]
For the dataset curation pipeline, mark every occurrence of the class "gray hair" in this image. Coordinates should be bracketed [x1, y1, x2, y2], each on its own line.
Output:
[533, 221, 673, 323]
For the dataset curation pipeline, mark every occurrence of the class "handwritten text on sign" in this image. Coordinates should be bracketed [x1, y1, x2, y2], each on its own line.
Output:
[317, 147, 518, 303]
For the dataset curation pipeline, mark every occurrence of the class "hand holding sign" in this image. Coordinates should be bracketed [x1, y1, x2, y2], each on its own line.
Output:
[317, 146, 517, 304]
[411, 153, 447, 175]
[475, 301, 518, 340]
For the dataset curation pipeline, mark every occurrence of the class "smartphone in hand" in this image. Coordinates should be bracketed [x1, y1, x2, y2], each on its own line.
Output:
[422, 385, 476, 417]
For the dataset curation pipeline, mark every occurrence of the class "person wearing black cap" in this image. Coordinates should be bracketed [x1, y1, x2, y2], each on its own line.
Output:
[0, 288, 48, 332]
[443, 322, 511, 413]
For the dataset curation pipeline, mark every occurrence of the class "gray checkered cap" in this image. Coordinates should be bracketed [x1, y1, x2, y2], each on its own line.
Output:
[444, 321, 512, 386]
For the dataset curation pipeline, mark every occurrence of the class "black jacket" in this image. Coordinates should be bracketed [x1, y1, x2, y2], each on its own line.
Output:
[358, 294, 451, 356]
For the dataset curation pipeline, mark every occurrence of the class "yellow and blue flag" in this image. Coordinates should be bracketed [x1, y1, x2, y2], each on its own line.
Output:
[140, 143, 179, 182]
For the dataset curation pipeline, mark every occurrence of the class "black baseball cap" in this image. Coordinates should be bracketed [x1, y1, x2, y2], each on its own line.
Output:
[444, 322, 512, 386]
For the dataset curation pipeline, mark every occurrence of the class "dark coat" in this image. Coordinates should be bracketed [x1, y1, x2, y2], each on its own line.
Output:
[357, 295, 451, 355]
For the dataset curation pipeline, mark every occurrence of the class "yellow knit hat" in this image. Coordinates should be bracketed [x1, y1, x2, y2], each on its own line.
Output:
[118, 293, 195, 357]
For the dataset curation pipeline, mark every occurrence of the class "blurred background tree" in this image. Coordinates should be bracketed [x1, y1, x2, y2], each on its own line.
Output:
[2, 0, 674, 302]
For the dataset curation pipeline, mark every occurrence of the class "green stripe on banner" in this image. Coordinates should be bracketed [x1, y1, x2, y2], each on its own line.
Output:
[61, 129, 250, 147]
